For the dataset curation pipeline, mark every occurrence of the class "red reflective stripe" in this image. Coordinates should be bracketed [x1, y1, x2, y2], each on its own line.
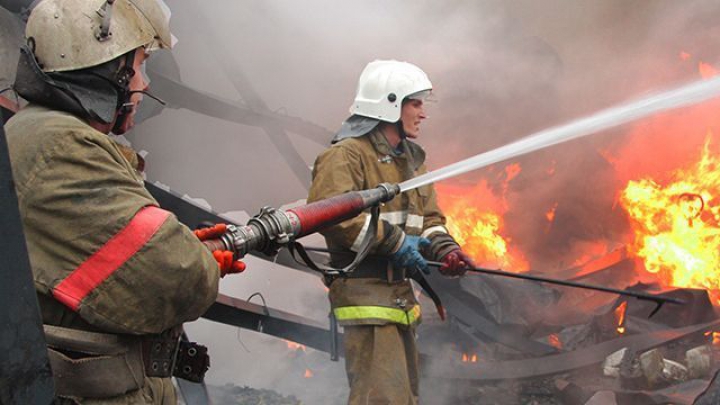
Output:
[53, 206, 170, 311]
[0, 95, 19, 113]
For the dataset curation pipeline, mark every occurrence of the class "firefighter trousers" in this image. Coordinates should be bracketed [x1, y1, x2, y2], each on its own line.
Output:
[343, 323, 419, 405]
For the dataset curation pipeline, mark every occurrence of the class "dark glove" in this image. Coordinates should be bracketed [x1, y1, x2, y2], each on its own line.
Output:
[390, 235, 431, 275]
[194, 223, 246, 277]
[439, 248, 474, 277]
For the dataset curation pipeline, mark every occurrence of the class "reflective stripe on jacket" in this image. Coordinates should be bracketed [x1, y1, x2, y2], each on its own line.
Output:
[5, 105, 220, 335]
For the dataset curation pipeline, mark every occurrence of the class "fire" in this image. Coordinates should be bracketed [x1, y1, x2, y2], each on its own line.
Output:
[285, 340, 306, 352]
[699, 62, 719, 79]
[548, 333, 563, 349]
[705, 331, 720, 346]
[619, 135, 720, 304]
[461, 353, 478, 363]
[614, 301, 627, 334]
[437, 167, 529, 272]
[304, 368, 314, 378]
[545, 203, 559, 223]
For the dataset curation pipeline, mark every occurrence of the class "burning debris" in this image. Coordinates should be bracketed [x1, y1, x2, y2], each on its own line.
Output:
[420, 66, 720, 403]
[620, 135, 720, 305]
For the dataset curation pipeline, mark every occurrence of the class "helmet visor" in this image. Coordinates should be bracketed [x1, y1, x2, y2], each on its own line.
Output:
[406, 89, 436, 103]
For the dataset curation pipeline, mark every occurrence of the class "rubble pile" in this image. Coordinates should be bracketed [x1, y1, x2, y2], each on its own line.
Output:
[207, 384, 301, 405]
[417, 256, 720, 404]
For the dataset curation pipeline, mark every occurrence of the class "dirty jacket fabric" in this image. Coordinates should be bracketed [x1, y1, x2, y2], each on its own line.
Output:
[308, 128, 449, 326]
[6, 105, 220, 404]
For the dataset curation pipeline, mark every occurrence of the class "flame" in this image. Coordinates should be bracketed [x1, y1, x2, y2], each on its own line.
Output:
[699, 62, 719, 79]
[461, 353, 478, 363]
[570, 241, 611, 267]
[619, 135, 720, 304]
[304, 368, 314, 378]
[285, 341, 306, 352]
[705, 331, 720, 346]
[545, 203, 559, 223]
[505, 163, 522, 182]
[614, 301, 628, 334]
[437, 167, 529, 272]
[548, 334, 563, 349]
[680, 51, 691, 61]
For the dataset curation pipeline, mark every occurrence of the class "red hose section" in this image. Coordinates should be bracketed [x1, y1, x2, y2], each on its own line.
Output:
[288, 192, 367, 237]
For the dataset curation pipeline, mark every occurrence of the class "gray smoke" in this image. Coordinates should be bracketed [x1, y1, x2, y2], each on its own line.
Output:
[120, 0, 720, 402]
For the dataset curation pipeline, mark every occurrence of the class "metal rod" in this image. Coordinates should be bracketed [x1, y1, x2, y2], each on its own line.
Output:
[426, 261, 685, 306]
[299, 245, 685, 308]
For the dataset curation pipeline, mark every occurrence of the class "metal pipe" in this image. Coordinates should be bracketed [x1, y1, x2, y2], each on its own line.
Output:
[426, 261, 685, 316]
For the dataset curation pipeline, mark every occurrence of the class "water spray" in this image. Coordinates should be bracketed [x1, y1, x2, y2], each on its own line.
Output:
[400, 76, 720, 192]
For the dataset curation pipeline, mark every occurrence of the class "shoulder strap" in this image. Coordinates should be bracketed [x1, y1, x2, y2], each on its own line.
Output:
[288, 205, 380, 275]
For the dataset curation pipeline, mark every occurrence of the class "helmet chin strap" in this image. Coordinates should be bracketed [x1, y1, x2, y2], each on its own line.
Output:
[112, 90, 166, 133]
[110, 50, 166, 133]
[129, 90, 166, 106]
[396, 120, 407, 140]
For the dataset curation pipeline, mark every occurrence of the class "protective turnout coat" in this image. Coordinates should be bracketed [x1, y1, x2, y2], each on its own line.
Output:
[6, 105, 219, 404]
[308, 128, 450, 327]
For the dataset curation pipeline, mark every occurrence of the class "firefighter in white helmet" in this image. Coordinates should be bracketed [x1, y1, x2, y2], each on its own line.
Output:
[6, 0, 244, 403]
[308, 60, 474, 404]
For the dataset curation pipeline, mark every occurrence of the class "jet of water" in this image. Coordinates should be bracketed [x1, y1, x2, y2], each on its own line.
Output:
[400, 76, 720, 192]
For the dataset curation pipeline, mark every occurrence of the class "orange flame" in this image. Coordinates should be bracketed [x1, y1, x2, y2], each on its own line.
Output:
[548, 334, 563, 349]
[461, 353, 478, 363]
[619, 135, 720, 304]
[304, 368, 314, 378]
[705, 331, 720, 346]
[614, 301, 628, 334]
[437, 167, 529, 272]
[285, 341, 306, 352]
[699, 62, 719, 79]
[545, 203, 559, 223]
[505, 163, 522, 182]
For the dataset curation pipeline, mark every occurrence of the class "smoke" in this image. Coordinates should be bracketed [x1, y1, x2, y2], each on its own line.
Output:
[116, 0, 720, 402]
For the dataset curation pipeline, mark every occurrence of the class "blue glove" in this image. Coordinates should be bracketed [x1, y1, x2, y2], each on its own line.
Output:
[390, 235, 431, 275]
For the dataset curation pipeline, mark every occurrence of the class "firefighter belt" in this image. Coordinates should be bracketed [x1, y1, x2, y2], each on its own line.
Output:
[44, 325, 209, 398]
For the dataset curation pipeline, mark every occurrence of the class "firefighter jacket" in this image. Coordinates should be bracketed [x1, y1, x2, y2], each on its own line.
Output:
[5, 105, 220, 402]
[308, 127, 450, 327]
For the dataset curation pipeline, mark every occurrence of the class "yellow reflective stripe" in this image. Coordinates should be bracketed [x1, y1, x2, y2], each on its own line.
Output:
[334, 305, 421, 325]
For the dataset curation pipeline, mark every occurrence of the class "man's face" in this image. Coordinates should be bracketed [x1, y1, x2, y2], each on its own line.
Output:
[114, 48, 149, 134]
[400, 98, 427, 139]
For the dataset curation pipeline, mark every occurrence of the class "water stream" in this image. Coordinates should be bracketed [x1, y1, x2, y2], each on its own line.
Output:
[400, 76, 720, 192]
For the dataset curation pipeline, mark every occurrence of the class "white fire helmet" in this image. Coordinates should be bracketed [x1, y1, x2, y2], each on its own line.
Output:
[25, 0, 175, 72]
[350, 60, 433, 123]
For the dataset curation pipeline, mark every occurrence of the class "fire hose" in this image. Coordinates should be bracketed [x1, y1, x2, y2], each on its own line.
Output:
[200, 182, 399, 267]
